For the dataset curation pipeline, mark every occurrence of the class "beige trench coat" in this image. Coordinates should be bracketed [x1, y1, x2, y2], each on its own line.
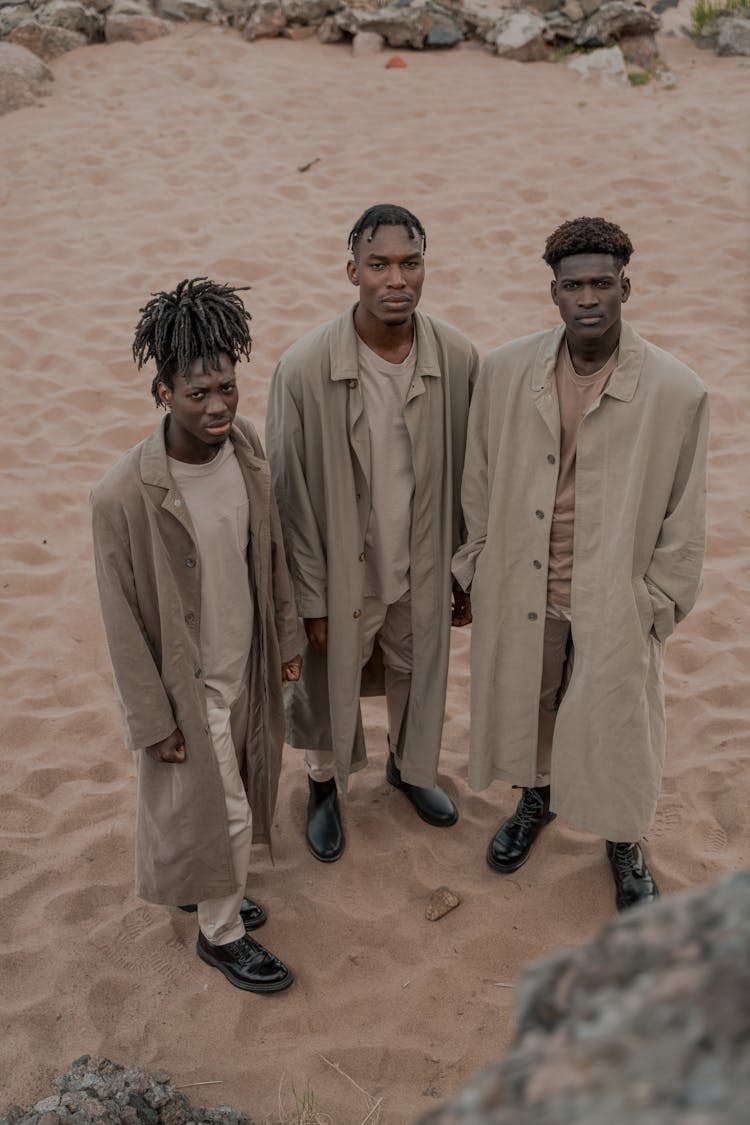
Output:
[91, 416, 301, 904]
[452, 322, 708, 841]
[265, 306, 478, 790]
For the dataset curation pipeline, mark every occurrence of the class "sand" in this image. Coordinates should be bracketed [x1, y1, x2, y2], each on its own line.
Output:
[1, 15, 748, 1123]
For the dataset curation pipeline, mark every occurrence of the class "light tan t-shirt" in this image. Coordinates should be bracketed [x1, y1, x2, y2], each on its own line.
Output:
[547, 341, 619, 608]
[169, 440, 254, 706]
[357, 334, 417, 605]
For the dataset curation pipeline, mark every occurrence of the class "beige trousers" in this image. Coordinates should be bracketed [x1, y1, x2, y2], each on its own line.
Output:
[535, 604, 574, 786]
[197, 688, 253, 946]
[306, 591, 412, 783]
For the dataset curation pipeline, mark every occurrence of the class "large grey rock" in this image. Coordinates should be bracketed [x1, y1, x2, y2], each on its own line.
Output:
[335, 1, 432, 48]
[425, 6, 463, 45]
[281, 0, 334, 20]
[575, 0, 659, 46]
[716, 14, 750, 55]
[156, 0, 218, 21]
[35, 0, 104, 38]
[491, 8, 547, 59]
[0, 1055, 251, 1125]
[105, 0, 171, 39]
[457, 0, 508, 39]
[242, 0, 285, 37]
[317, 11, 342, 39]
[351, 26, 382, 52]
[420, 871, 750, 1124]
[0, 38, 51, 112]
[0, 1, 34, 35]
[569, 40, 626, 76]
[9, 18, 86, 56]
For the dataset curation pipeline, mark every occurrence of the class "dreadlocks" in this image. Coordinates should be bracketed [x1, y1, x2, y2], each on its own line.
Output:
[543, 218, 634, 273]
[133, 278, 253, 407]
[347, 204, 427, 258]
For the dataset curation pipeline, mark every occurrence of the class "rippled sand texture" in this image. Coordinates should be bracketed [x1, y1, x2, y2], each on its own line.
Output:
[1, 19, 748, 1123]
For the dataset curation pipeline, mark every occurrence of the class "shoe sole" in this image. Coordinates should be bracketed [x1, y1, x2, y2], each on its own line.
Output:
[485, 812, 556, 874]
[386, 771, 459, 828]
[196, 944, 294, 993]
[306, 838, 345, 863]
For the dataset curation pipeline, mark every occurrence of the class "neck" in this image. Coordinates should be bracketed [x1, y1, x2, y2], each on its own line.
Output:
[164, 415, 222, 465]
[565, 322, 621, 377]
[353, 305, 415, 364]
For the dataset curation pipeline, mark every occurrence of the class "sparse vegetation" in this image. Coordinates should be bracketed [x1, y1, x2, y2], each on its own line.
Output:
[628, 71, 651, 84]
[691, 0, 750, 33]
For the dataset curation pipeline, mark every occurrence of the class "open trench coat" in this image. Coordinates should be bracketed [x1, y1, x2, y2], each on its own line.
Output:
[265, 306, 479, 790]
[91, 416, 301, 904]
[452, 321, 708, 841]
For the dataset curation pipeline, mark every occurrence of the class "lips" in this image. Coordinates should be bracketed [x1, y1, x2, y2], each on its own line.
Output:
[205, 419, 232, 435]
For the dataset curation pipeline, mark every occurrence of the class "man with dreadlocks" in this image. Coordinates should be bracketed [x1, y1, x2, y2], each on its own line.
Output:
[265, 204, 478, 862]
[453, 217, 708, 911]
[91, 278, 302, 992]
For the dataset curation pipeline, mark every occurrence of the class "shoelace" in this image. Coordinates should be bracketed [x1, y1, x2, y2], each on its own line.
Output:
[514, 789, 545, 829]
[611, 844, 638, 877]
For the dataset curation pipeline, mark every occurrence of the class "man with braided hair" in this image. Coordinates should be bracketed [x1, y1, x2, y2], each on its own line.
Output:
[92, 279, 302, 991]
[266, 205, 478, 862]
[454, 217, 708, 911]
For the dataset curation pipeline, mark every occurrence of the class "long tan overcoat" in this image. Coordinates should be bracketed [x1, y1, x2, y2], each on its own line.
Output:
[91, 416, 301, 904]
[265, 306, 478, 790]
[452, 322, 708, 841]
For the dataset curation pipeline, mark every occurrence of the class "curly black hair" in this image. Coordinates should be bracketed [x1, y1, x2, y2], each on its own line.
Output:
[348, 204, 426, 258]
[543, 217, 633, 273]
[133, 278, 252, 407]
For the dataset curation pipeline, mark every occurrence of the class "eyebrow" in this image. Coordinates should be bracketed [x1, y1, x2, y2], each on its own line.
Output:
[365, 251, 422, 261]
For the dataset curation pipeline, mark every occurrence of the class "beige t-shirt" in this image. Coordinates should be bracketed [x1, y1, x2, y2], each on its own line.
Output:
[357, 334, 417, 605]
[168, 440, 254, 706]
[547, 341, 618, 608]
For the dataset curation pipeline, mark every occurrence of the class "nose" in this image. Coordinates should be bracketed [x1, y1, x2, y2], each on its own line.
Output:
[386, 265, 407, 288]
[205, 392, 227, 416]
[578, 286, 599, 307]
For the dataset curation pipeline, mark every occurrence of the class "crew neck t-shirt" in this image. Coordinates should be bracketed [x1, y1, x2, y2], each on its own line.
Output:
[168, 439, 254, 705]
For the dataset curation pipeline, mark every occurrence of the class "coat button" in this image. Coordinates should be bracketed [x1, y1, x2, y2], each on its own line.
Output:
[194, 667, 202, 678]
[353, 609, 361, 619]
[533, 560, 542, 569]
[347, 379, 357, 389]
[547, 454, 556, 464]
[528, 612, 538, 621]
[185, 557, 196, 568]
[359, 552, 365, 562]
[356, 493, 361, 502]
[174, 498, 182, 507]
[185, 612, 196, 624]
[535, 510, 544, 520]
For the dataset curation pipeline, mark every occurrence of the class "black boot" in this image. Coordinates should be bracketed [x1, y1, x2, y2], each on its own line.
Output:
[486, 785, 555, 873]
[606, 840, 659, 911]
[306, 776, 344, 862]
[386, 751, 458, 827]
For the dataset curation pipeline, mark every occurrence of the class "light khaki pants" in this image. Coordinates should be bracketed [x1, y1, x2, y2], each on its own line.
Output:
[197, 689, 253, 947]
[535, 604, 574, 786]
[306, 590, 413, 783]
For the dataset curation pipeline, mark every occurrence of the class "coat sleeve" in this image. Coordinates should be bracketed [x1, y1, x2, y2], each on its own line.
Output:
[265, 361, 328, 619]
[644, 389, 709, 641]
[91, 499, 177, 752]
[452, 353, 491, 592]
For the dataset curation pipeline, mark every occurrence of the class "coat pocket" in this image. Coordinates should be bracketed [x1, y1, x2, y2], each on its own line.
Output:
[633, 577, 655, 637]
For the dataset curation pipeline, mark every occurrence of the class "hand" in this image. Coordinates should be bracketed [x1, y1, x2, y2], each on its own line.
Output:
[304, 617, 328, 658]
[452, 586, 472, 627]
[145, 728, 186, 763]
[282, 654, 302, 682]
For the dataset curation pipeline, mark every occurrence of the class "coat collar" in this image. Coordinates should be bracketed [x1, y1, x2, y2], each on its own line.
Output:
[531, 320, 645, 403]
[139, 414, 265, 490]
[329, 305, 442, 382]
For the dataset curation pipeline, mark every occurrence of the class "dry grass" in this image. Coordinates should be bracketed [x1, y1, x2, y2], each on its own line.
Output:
[271, 1056, 382, 1125]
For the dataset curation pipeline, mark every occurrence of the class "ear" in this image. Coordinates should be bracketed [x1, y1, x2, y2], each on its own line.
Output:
[620, 275, 631, 303]
[157, 381, 172, 408]
[550, 278, 559, 307]
[346, 259, 359, 287]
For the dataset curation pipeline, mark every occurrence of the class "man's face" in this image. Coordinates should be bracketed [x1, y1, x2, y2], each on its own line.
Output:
[158, 351, 239, 462]
[551, 253, 630, 345]
[347, 224, 425, 328]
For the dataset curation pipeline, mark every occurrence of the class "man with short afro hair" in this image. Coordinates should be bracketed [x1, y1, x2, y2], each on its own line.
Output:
[454, 217, 708, 912]
[92, 278, 302, 992]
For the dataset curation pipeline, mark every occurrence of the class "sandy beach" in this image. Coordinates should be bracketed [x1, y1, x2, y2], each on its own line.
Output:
[1, 16, 749, 1122]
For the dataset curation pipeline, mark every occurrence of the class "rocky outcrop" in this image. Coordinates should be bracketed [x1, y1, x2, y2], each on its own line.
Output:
[0, 1055, 250, 1125]
[420, 870, 750, 1124]
[8, 20, 86, 57]
[0, 38, 52, 110]
[716, 12, 750, 55]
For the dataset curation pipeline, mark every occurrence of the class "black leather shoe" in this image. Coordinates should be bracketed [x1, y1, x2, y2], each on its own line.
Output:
[178, 898, 266, 931]
[386, 752, 458, 827]
[486, 786, 555, 873]
[606, 841, 660, 911]
[196, 931, 293, 993]
[306, 776, 344, 862]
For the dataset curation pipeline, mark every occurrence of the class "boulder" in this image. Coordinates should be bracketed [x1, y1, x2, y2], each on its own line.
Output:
[281, 0, 333, 20]
[575, 0, 660, 46]
[105, 0, 171, 39]
[425, 7, 463, 45]
[35, 0, 105, 38]
[569, 41, 626, 77]
[716, 14, 750, 56]
[420, 871, 750, 1124]
[0, 2, 35, 36]
[317, 11, 343, 39]
[0, 39, 52, 114]
[156, 0, 218, 20]
[242, 0, 285, 38]
[9, 18, 87, 57]
[335, 1, 432, 48]
[459, 0, 510, 40]
[491, 9, 547, 59]
[352, 26, 383, 52]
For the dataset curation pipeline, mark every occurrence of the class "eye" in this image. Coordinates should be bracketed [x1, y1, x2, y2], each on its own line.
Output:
[189, 392, 205, 400]
[370, 263, 385, 271]
[403, 261, 420, 270]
